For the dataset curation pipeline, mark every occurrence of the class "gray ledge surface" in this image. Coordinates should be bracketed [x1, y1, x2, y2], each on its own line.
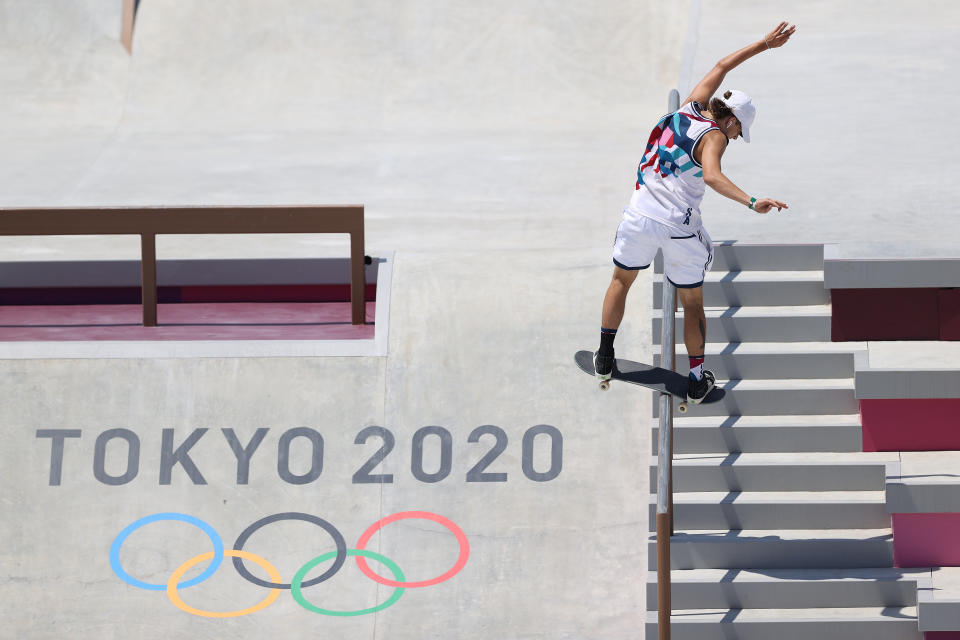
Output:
[857, 342, 960, 399]
[825, 244, 960, 289]
[886, 452, 960, 514]
[920, 568, 960, 633]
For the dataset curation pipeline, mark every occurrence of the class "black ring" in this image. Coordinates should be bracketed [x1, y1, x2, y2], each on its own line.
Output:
[232, 512, 347, 589]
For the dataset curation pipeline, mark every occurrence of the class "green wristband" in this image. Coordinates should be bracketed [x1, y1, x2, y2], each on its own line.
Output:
[748, 197, 757, 210]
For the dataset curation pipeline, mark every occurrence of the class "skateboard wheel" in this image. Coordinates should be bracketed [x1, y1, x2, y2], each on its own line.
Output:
[678, 402, 689, 414]
[599, 380, 610, 391]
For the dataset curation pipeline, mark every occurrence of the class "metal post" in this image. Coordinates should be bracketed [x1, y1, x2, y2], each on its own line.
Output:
[656, 511, 672, 640]
[656, 87, 682, 640]
[349, 223, 366, 325]
[667, 87, 681, 537]
[669, 286, 677, 536]
[140, 233, 157, 327]
[657, 277, 676, 640]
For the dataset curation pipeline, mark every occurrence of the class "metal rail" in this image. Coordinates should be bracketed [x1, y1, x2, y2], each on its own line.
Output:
[0, 205, 366, 326]
[656, 88, 682, 640]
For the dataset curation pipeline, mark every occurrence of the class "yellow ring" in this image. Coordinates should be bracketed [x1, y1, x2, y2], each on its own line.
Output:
[167, 549, 282, 618]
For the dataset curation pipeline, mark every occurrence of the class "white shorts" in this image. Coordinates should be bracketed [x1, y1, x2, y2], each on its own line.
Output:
[612, 214, 713, 288]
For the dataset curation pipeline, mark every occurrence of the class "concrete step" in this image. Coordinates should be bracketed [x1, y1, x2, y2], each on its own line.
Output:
[648, 528, 894, 570]
[645, 606, 920, 640]
[655, 242, 824, 273]
[651, 414, 864, 454]
[653, 342, 859, 379]
[647, 491, 889, 531]
[646, 567, 924, 610]
[651, 378, 858, 417]
[653, 305, 833, 343]
[650, 453, 893, 492]
[654, 271, 829, 308]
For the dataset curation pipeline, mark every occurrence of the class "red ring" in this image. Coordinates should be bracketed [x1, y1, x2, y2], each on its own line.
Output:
[354, 511, 469, 588]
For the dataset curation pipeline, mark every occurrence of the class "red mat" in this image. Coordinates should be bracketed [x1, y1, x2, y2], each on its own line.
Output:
[0, 302, 375, 341]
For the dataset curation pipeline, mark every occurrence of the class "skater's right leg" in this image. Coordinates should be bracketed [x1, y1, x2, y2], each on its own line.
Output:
[601, 266, 639, 333]
[600, 215, 658, 381]
[663, 222, 714, 402]
[596, 267, 639, 379]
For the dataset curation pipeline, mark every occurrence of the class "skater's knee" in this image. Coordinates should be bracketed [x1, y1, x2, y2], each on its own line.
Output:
[681, 298, 704, 315]
[611, 267, 639, 290]
[607, 279, 633, 305]
[609, 278, 630, 296]
[677, 288, 704, 315]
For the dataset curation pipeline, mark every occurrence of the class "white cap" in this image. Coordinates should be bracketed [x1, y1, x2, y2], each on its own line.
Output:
[720, 89, 756, 143]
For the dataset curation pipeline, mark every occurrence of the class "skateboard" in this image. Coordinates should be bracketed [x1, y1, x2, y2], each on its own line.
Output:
[574, 350, 726, 413]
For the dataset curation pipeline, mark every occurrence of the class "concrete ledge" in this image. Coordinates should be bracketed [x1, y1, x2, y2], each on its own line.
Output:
[826, 245, 960, 341]
[889, 485, 960, 514]
[825, 244, 960, 289]
[856, 343, 960, 450]
[920, 568, 960, 633]
[886, 453, 960, 514]
[857, 370, 960, 399]
[866, 342, 960, 367]
[886, 452, 960, 632]
[862, 343, 960, 379]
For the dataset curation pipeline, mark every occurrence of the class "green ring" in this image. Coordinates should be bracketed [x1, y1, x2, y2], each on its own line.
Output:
[291, 549, 405, 616]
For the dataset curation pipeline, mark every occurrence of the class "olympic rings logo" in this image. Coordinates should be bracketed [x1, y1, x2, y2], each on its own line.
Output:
[110, 510, 469, 618]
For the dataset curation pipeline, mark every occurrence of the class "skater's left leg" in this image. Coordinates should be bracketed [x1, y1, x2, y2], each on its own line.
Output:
[663, 224, 713, 395]
[677, 285, 706, 362]
[677, 285, 714, 402]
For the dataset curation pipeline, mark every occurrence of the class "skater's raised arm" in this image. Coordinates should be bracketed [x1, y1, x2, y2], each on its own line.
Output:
[682, 21, 796, 107]
[700, 130, 789, 213]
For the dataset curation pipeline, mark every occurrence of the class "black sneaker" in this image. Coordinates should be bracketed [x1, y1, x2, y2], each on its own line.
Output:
[687, 370, 716, 404]
[594, 349, 615, 383]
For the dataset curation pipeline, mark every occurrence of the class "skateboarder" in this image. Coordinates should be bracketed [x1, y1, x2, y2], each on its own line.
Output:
[595, 21, 796, 403]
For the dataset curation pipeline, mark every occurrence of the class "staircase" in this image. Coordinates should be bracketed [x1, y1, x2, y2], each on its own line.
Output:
[645, 242, 924, 640]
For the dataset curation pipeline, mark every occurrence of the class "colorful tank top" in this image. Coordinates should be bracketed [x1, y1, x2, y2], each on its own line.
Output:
[624, 101, 720, 234]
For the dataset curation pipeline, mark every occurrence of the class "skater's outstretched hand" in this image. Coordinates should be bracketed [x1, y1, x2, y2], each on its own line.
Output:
[685, 20, 797, 106]
[764, 22, 796, 49]
[753, 198, 789, 213]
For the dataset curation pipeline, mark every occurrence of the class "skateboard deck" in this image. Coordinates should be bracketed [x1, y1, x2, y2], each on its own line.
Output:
[574, 350, 726, 412]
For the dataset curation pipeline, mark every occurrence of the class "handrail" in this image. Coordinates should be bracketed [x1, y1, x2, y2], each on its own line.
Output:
[656, 88, 682, 640]
[0, 205, 366, 326]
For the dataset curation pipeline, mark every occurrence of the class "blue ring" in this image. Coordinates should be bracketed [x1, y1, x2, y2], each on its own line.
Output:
[110, 513, 224, 591]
